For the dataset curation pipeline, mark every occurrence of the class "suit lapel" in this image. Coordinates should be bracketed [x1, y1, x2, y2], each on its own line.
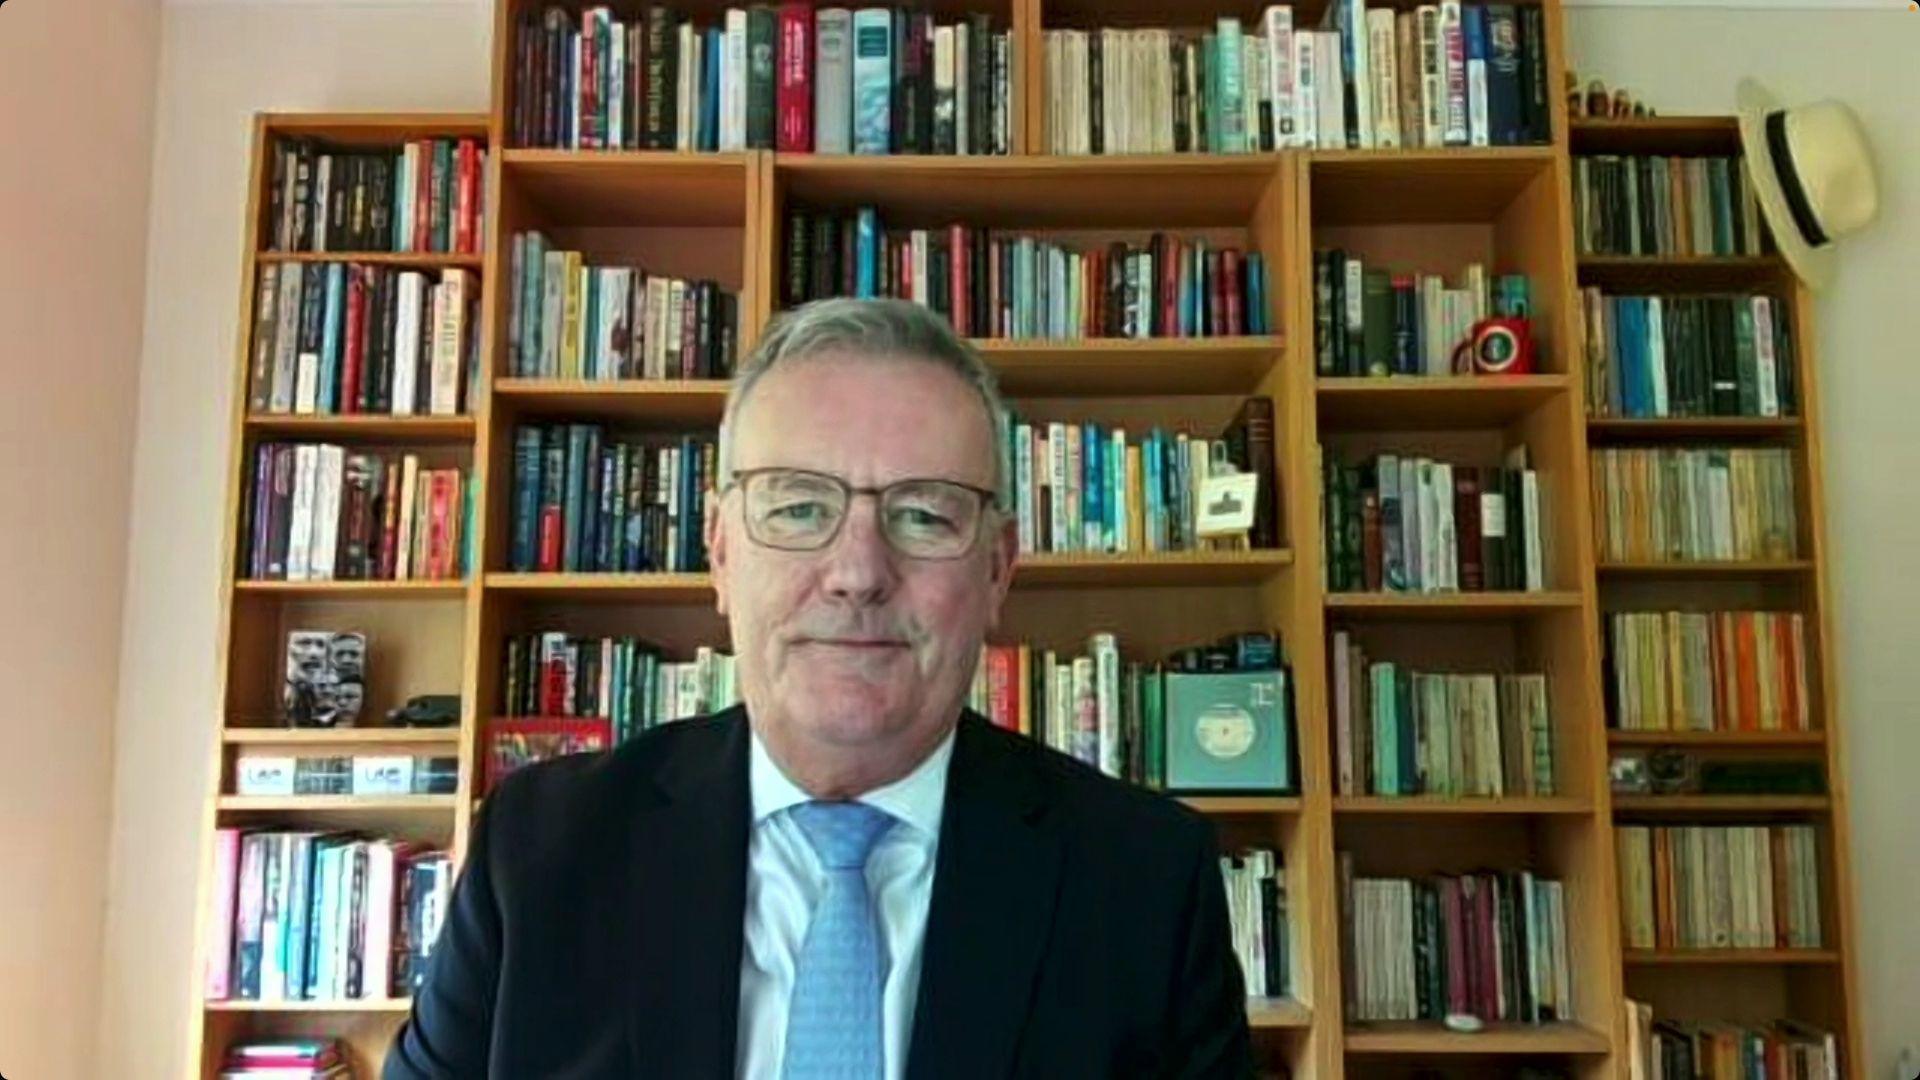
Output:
[625, 707, 751, 1076]
[906, 713, 1064, 1080]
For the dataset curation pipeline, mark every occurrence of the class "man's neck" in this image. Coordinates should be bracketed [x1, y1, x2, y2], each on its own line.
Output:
[753, 716, 958, 801]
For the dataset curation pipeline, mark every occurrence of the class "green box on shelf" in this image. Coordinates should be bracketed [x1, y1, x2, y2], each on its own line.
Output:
[1164, 669, 1295, 794]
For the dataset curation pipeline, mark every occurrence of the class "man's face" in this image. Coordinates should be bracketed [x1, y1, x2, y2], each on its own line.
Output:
[707, 352, 1016, 767]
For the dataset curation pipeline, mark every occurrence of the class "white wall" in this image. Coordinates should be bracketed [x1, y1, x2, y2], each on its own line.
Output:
[0, 1, 158, 1077]
[93, 5, 491, 1076]
[1567, 12, 1920, 1071]
[100, 3, 1918, 1077]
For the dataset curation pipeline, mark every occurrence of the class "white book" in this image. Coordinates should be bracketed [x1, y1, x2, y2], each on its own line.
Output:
[724, 9, 748, 151]
[286, 445, 318, 582]
[294, 350, 319, 416]
[1245, 35, 1266, 151]
[309, 444, 344, 581]
[313, 156, 332, 253]
[955, 21, 971, 155]
[390, 272, 423, 416]
[1522, 468, 1544, 590]
[1093, 632, 1120, 778]
[1752, 296, 1781, 417]
[1343, 0, 1373, 149]
[431, 269, 469, 415]
[360, 842, 396, 998]
[1264, 6, 1296, 148]
[815, 9, 855, 154]
[271, 265, 302, 412]
[1047, 421, 1069, 553]
[1292, 31, 1317, 150]
[664, 279, 685, 378]
[1466, 16, 1490, 147]
[1015, 424, 1036, 553]
[394, 454, 420, 580]
[933, 25, 956, 152]
[1434, 461, 1456, 590]
[610, 21, 628, 148]
[568, 31, 583, 148]
[1368, 9, 1400, 148]
[1315, 32, 1345, 150]
[1417, 6, 1444, 147]
[1439, 1, 1467, 145]
[677, 22, 698, 151]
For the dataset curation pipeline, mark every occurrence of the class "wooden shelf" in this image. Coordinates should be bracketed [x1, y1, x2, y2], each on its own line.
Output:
[1596, 560, 1813, 577]
[491, 377, 729, 425]
[1246, 998, 1312, 1030]
[244, 412, 476, 442]
[232, 579, 467, 600]
[256, 251, 484, 269]
[1317, 375, 1569, 430]
[1325, 591, 1583, 619]
[1623, 949, 1840, 967]
[977, 336, 1284, 397]
[1016, 549, 1293, 587]
[1587, 415, 1803, 442]
[1181, 796, 1302, 815]
[502, 149, 752, 226]
[485, 571, 713, 603]
[1568, 116, 1741, 156]
[1608, 729, 1825, 748]
[1308, 147, 1556, 225]
[1611, 794, 1829, 814]
[222, 727, 461, 746]
[252, 111, 488, 145]
[1334, 796, 1590, 816]
[1575, 253, 1785, 291]
[205, 997, 414, 1013]
[217, 795, 457, 814]
[1344, 1021, 1610, 1055]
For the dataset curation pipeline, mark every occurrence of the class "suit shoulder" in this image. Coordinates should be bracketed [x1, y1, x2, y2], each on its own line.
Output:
[974, 721, 1213, 854]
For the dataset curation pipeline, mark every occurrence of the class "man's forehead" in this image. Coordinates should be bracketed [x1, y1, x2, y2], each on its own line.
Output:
[732, 354, 996, 478]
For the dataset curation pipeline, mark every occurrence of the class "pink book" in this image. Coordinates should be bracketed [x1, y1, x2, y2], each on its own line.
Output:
[205, 828, 241, 998]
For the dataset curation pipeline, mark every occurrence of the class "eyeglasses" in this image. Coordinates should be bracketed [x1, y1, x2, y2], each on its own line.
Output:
[723, 467, 997, 560]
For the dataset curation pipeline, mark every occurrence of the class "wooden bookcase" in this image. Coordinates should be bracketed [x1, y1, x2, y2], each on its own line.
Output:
[186, 4, 1861, 1078]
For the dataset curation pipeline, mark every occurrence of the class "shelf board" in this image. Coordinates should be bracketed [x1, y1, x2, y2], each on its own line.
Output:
[1325, 591, 1583, 619]
[1317, 375, 1569, 429]
[256, 112, 488, 145]
[774, 153, 1282, 227]
[222, 727, 462, 746]
[1575, 253, 1786, 290]
[1344, 1021, 1610, 1055]
[1568, 116, 1741, 156]
[1016, 548, 1293, 587]
[1608, 729, 1825, 748]
[1308, 147, 1556, 225]
[1612, 794, 1829, 814]
[217, 795, 457, 813]
[485, 571, 713, 603]
[502, 149, 752, 226]
[1334, 796, 1590, 816]
[1623, 949, 1840, 967]
[256, 251, 483, 270]
[1246, 998, 1312, 1030]
[492, 377, 729, 425]
[205, 997, 414, 1013]
[233, 579, 467, 600]
[1596, 560, 1813, 577]
[1181, 796, 1303, 815]
[244, 412, 476, 442]
[1587, 416, 1803, 441]
[976, 336, 1284, 397]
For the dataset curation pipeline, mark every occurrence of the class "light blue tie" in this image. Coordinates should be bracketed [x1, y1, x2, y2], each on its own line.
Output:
[782, 800, 897, 1080]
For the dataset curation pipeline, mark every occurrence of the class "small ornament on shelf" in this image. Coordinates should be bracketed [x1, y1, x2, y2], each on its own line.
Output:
[1566, 71, 1657, 119]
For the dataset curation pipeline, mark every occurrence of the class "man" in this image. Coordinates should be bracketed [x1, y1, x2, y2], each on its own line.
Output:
[386, 298, 1255, 1079]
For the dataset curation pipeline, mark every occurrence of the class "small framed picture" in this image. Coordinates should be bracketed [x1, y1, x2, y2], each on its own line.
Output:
[1609, 751, 1651, 794]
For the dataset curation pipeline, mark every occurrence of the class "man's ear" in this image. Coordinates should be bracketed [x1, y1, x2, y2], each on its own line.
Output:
[706, 493, 729, 617]
[984, 512, 1018, 630]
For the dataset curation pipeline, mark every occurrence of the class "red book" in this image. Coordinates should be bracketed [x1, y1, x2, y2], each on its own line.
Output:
[949, 223, 968, 337]
[341, 268, 366, 414]
[1455, 469, 1483, 590]
[1206, 250, 1226, 335]
[580, 15, 600, 149]
[1735, 612, 1760, 730]
[1441, 878, 1469, 1015]
[411, 141, 433, 253]
[427, 471, 450, 580]
[455, 140, 478, 254]
[776, 3, 813, 151]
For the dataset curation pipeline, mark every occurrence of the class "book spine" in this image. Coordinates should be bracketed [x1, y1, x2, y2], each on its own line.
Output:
[852, 8, 893, 154]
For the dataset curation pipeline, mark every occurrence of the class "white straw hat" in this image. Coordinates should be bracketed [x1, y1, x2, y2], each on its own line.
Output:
[1736, 77, 1880, 291]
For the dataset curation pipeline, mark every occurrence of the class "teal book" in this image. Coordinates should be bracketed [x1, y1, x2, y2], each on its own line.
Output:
[1164, 669, 1294, 792]
[1214, 18, 1246, 153]
[1371, 662, 1398, 795]
[852, 8, 892, 154]
[319, 264, 344, 413]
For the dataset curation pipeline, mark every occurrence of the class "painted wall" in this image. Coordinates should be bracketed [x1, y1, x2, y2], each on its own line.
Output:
[0, 0, 159, 1077]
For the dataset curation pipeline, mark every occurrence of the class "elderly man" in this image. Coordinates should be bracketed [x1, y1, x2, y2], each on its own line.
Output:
[386, 297, 1254, 1079]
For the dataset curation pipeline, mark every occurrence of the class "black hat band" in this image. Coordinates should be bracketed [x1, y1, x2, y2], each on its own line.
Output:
[1767, 109, 1830, 249]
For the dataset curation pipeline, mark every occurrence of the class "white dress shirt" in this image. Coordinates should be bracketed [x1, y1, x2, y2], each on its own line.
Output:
[736, 728, 954, 1080]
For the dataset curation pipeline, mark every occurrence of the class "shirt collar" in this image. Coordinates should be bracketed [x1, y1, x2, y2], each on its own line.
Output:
[749, 723, 956, 840]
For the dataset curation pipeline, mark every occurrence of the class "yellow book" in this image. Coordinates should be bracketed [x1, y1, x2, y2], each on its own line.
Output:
[1017, 642, 1032, 737]
[560, 250, 584, 379]
[1126, 445, 1144, 553]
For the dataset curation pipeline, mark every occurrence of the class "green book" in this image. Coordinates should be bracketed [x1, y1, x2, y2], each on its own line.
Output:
[1734, 301, 1759, 417]
[746, 6, 777, 149]
[1372, 662, 1398, 795]
[1214, 18, 1245, 153]
[1362, 269, 1394, 377]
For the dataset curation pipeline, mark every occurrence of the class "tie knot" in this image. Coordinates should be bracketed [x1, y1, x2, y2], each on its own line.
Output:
[790, 800, 895, 870]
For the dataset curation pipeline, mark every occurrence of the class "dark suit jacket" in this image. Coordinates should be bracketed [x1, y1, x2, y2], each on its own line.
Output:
[385, 705, 1254, 1078]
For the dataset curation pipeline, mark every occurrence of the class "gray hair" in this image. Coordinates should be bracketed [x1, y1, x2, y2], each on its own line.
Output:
[717, 297, 1009, 506]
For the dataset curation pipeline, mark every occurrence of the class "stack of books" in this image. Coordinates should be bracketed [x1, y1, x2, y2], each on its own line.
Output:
[968, 634, 1168, 787]
[267, 137, 485, 254]
[1322, 448, 1545, 593]
[1591, 447, 1799, 564]
[244, 446, 469, 583]
[1615, 825, 1824, 951]
[1572, 154, 1765, 258]
[1625, 1000, 1838, 1079]
[499, 635, 738, 743]
[1314, 255, 1530, 377]
[1582, 292, 1796, 419]
[507, 425, 715, 574]
[219, 1038, 352, 1080]
[1223, 848, 1291, 1000]
[1605, 610, 1811, 734]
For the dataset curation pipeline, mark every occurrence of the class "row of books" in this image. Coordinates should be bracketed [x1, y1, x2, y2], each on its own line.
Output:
[1043, 4, 1553, 154]
[1222, 848, 1291, 1000]
[1591, 447, 1799, 564]
[507, 425, 715, 574]
[1314, 254, 1531, 377]
[1330, 634, 1554, 798]
[498, 635, 739, 742]
[966, 636, 1297, 793]
[1605, 610, 1811, 736]
[1342, 858, 1572, 1024]
[511, 6, 1011, 155]
[245, 446, 470, 583]
[267, 137, 486, 255]
[1002, 401, 1281, 558]
[507, 232, 740, 381]
[247, 264, 478, 418]
[1615, 824, 1823, 951]
[1624, 1001, 1837, 1080]
[219, 1038, 351, 1080]
[204, 830, 453, 1003]
[781, 209, 1274, 340]
[1322, 450, 1546, 594]
[1572, 154, 1766, 259]
[1583, 292, 1797, 420]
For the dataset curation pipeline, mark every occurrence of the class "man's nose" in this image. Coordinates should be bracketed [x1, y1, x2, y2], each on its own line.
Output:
[818, 495, 900, 605]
